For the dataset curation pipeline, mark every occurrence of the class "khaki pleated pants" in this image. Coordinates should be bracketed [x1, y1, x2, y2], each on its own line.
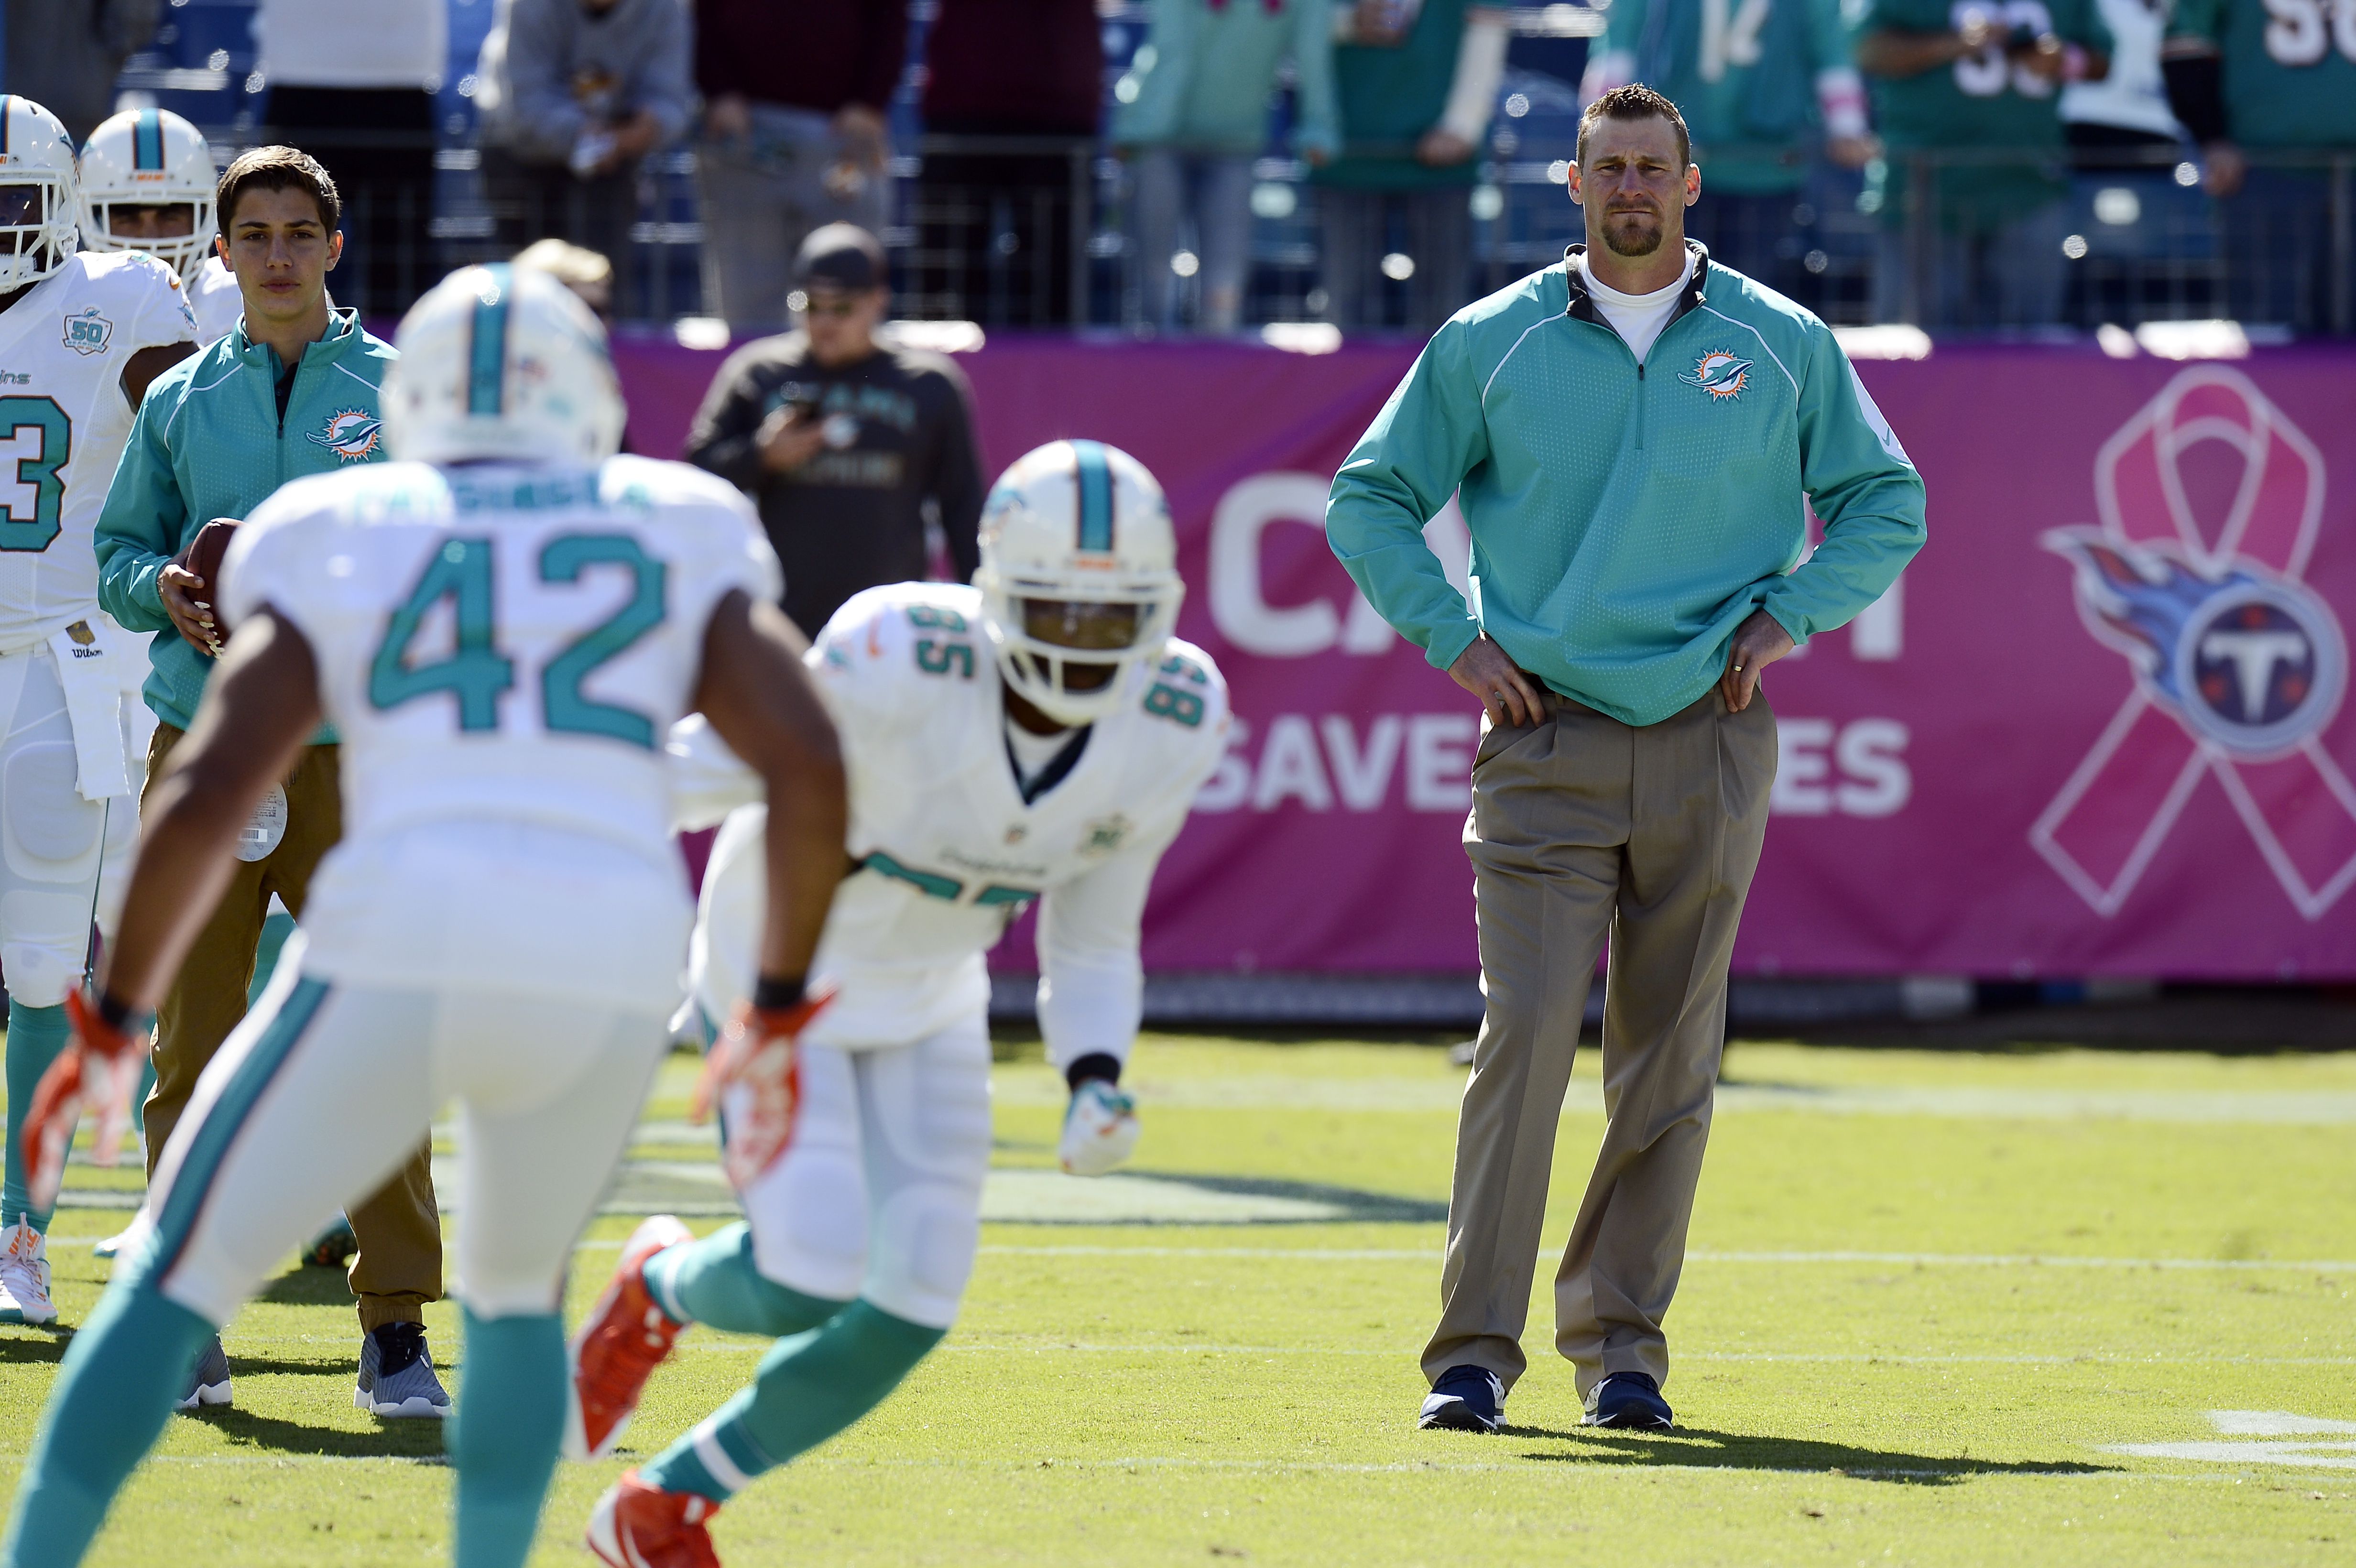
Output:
[1422, 687, 1776, 1398]
[141, 723, 443, 1332]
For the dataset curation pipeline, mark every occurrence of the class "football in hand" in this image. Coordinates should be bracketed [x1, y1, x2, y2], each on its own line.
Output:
[177, 516, 239, 599]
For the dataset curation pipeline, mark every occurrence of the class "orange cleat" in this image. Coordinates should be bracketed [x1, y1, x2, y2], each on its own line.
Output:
[586, 1470, 721, 1568]
[567, 1214, 694, 1461]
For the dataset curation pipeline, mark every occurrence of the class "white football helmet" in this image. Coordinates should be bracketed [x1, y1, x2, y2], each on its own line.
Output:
[78, 107, 218, 277]
[382, 262, 626, 466]
[974, 439, 1185, 727]
[0, 96, 81, 291]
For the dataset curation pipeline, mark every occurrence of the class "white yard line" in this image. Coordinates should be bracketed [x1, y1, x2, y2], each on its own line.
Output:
[968, 1245, 2355, 1272]
[128, 1452, 2243, 1481]
[43, 1235, 2349, 1275]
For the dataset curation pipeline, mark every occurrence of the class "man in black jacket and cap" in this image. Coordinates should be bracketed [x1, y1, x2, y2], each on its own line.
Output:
[686, 225, 988, 637]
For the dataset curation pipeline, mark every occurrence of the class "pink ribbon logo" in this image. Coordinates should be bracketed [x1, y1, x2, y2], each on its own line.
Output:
[2032, 368, 2356, 921]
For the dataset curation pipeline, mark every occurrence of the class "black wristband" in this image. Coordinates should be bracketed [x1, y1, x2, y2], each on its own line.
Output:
[752, 974, 807, 1011]
[2161, 54, 2228, 147]
[1065, 1052, 1123, 1091]
[95, 989, 141, 1032]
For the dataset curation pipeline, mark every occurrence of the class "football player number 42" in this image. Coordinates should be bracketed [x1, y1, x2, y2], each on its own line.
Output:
[370, 532, 666, 746]
[0, 396, 72, 553]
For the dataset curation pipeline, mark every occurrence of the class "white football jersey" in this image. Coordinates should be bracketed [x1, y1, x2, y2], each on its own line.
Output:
[0, 249, 195, 652]
[674, 581, 1230, 1050]
[185, 255, 242, 348]
[221, 455, 782, 1007]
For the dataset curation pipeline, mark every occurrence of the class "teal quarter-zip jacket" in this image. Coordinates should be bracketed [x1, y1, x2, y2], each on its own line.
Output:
[97, 308, 393, 733]
[1327, 243, 1926, 727]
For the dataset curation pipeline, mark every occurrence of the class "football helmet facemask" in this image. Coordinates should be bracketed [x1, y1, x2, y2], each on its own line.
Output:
[974, 439, 1184, 728]
[0, 96, 81, 292]
[77, 106, 218, 278]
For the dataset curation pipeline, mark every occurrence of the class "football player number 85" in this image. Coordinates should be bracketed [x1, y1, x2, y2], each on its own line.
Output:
[369, 531, 666, 747]
[0, 396, 71, 554]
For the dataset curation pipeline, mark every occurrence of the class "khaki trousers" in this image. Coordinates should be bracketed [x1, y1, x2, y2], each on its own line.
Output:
[1423, 688, 1775, 1398]
[139, 723, 443, 1331]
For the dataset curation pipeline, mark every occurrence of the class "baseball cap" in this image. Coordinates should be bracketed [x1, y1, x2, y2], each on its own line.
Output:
[794, 224, 886, 292]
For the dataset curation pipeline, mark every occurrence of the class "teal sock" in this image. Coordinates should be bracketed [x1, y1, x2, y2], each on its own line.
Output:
[3, 999, 74, 1233]
[246, 910, 297, 1011]
[1, 1277, 214, 1568]
[129, 1056, 154, 1136]
[448, 1309, 565, 1568]
[640, 1300, 943, 1503]
[644, 1222, 843, 1338]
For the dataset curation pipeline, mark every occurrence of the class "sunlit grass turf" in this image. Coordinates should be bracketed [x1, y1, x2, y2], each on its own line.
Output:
[4, 1032, 2354, 1565]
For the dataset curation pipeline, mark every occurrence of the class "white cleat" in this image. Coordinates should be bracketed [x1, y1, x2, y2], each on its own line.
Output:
[1059, 1079, 1140, 1176]
[92, 1213, 151, 1263]
[0, 1220, 57, 1326]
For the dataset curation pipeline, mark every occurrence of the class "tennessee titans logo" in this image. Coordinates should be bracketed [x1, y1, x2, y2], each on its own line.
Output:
[1678, 350, 1751, 401]
[2045, 529, 2347, 761]
[308, 408, 383, 462]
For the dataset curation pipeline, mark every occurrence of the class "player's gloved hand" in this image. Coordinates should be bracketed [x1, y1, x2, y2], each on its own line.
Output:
[22, 991, 149, 1214]
[692, 985, 835, 1190]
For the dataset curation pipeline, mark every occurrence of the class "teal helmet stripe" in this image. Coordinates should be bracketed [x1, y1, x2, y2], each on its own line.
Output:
[467, 263, 513, 415]
[1071, 439, 1114, 553]
[134, 107, 164, 171]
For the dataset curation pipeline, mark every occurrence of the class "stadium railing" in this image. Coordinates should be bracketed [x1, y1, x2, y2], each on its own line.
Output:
[140, 123, 2356, 340]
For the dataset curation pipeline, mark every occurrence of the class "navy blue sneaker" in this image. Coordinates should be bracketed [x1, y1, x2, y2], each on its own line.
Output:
[1417, 1364, 1504, 1432]
[1583, 1371, 1673, 1429]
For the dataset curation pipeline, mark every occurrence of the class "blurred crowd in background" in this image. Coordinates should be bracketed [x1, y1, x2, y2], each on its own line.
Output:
[14, 0, 2353, 337]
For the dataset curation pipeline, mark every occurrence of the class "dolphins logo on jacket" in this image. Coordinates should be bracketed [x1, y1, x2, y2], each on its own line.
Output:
[308, 408, 384, 462]
[1679, 350, 1752, 401]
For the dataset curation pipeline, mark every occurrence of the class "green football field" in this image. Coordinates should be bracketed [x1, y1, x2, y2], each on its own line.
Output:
[4, 1029, 2355, 1566]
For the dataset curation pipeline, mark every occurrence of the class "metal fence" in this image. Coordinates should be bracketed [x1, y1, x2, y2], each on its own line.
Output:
[884, 141, 2353, 339]
[146, 125, 2356, 339]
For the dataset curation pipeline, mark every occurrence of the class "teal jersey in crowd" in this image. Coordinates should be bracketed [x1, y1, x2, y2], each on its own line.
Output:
[1326, 248, 1926, 727]
[1602, 0, 1859, 195]
[1861, 0, 2113, 229]
[96, 308, 394, 734]
[1112, 0, 1339, 159]
[2168, 0, 2356, 149]
[1317, 0, 1481, 190]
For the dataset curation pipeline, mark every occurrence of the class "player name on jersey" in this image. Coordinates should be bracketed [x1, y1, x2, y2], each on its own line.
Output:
[676, 581, 1230, 1049]
[221, 452, 780, 1009]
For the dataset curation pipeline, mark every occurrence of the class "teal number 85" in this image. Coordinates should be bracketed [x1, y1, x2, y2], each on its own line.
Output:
[370, 532, 666, 746]
[0, 396, 71, 553]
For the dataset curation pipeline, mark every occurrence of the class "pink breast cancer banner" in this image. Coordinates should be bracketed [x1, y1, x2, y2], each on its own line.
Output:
[613, 333, 2356, 980]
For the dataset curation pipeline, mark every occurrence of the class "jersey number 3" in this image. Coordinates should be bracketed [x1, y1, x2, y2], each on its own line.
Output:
[369, 533, 666, 746]
[0, 397, 71, 553]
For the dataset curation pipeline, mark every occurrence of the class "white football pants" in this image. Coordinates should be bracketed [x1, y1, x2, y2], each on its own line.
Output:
[136, 948, 669, 1324]
[0, 641, 140, 1005]
[732, 1016, 993, 1331]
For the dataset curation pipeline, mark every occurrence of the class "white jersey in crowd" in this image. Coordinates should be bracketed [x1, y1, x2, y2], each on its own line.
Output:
[184, 255, 243, 348]
[0, 249, 194, 653]
[219, 454, 781, 1010]
[673, 581, 1230, 1053]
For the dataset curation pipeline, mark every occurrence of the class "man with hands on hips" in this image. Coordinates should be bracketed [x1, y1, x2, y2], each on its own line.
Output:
[1328, 85, 1925, 1437]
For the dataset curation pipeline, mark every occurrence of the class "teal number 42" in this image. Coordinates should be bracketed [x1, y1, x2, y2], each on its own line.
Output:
[369, 532, 667, 745]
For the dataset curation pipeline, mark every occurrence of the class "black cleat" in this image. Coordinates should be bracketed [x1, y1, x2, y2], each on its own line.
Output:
[1583, 1371, 1673, 1429]
[1417, 1364, 1505, 1432]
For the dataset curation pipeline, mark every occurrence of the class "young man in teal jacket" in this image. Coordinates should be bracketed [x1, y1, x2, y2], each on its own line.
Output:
[1328, 86, 1924, 1436]
[93, 146, 448, 1420]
